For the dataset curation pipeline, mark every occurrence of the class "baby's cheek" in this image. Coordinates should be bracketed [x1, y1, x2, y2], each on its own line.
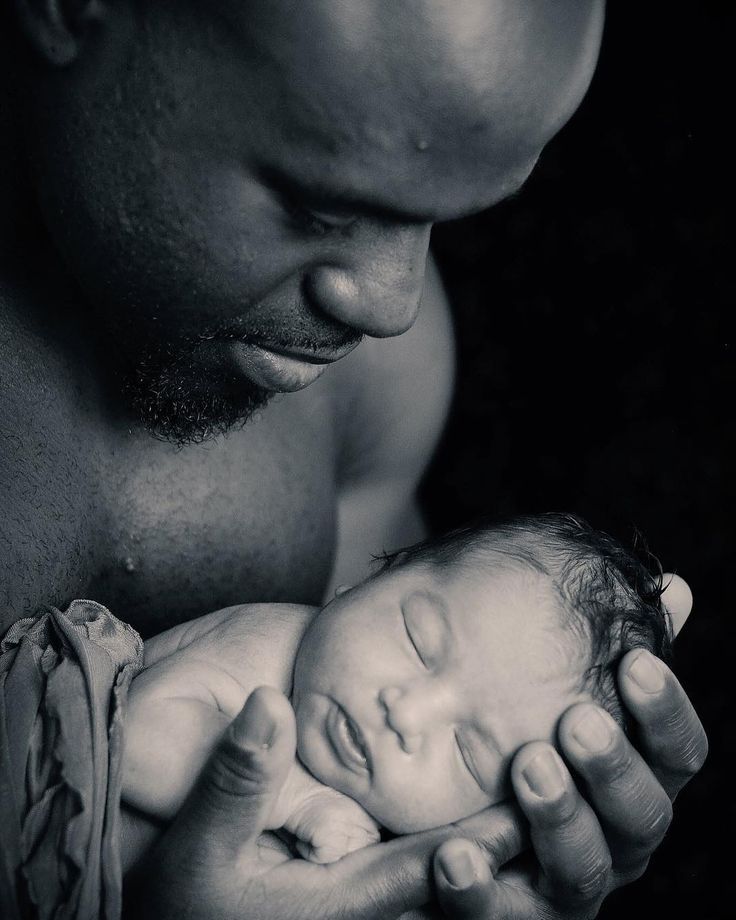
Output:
[366, 764, 485, 834]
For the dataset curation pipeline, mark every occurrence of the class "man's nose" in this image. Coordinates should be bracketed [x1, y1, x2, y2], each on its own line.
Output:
[305, 223, 431, 338]
[379, 683, 451, 754]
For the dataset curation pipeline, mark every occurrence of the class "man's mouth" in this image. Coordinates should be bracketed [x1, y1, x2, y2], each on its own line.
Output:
[254, 339, 362, 365]
[227, 339, 361, 392]
[326, 702, 371, 774]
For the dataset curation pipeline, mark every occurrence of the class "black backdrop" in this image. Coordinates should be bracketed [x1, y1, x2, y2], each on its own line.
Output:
[425, 3, 733, 918]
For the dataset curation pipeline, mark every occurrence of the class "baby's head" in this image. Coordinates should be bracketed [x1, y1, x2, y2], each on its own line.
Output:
[292, 513, 679, 833]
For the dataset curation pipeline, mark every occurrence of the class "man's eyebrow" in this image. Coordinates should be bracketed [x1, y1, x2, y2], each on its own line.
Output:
[261, 166, 468, 225]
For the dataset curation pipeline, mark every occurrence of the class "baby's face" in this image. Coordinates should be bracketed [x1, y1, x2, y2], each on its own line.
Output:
[292, 558, 587, 833]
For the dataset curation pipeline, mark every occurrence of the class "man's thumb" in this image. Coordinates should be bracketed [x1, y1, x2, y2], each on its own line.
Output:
[177, 686, 297, 855]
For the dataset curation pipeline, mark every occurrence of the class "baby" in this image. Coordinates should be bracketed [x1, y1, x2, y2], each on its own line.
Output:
[123, 512, 687, 863]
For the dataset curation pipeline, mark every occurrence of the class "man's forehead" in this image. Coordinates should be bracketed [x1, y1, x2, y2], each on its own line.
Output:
[222, 0, 603, 219]
[225, 1, 602, 135]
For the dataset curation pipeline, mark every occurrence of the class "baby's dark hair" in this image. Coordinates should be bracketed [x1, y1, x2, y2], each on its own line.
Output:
[378, 512, 674, 729]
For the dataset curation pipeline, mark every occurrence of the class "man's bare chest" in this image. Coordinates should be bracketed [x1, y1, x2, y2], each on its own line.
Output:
[86, 388, 340, 637]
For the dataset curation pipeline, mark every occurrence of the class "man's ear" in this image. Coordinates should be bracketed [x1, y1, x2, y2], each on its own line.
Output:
[660, 572, 693, 638]
[13, 0, 104, 66]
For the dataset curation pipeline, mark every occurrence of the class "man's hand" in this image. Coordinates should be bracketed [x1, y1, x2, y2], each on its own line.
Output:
[123, 685, 525, 920]
[430, 649, 707, 919]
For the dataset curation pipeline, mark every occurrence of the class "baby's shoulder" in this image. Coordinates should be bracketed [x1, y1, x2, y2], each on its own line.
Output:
[141, 603, 318, 712]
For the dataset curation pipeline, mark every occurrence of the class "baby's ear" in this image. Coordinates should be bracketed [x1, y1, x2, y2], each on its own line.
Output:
[660, 573, 693, 638]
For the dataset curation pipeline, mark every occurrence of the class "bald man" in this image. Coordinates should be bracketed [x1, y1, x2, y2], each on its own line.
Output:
[0, 2, 706, 919]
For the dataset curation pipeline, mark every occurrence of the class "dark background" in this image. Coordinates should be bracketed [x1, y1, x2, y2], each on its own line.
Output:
[425, 3, 733, 918]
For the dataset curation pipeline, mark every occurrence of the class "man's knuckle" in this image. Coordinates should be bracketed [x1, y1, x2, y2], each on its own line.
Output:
[573, 859, 611, 900]
[622, 795, 672, 855]
[599, 742, 634, 786]
[646, 800, 673, 846]
[206, 739, 265, 796]
[535, 793, 579, 830]
[614, 857, 650, 886]
[679, 734, 709, 776]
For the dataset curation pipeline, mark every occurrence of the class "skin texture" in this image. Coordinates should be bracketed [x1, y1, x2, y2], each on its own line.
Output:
[0, 0, 709, 918]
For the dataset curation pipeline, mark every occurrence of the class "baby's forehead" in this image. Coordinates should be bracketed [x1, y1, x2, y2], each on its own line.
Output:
[416, 549, 561, 608]
[389, 555, 574, 645]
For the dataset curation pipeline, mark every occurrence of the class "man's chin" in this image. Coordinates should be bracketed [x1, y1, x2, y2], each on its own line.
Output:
[120, 356, 273, 446]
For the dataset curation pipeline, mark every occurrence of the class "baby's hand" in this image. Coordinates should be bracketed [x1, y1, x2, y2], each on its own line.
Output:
[273, 760, 380, 864]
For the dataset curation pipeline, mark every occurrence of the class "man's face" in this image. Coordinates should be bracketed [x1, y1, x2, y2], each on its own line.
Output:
[292, 557, 587, 832]
[27, 0, 604, 441]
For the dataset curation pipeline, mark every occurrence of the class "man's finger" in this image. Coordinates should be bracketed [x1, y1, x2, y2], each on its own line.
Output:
[434, 839, 497, 919]
[558, 702, 674, 876]
[617, 649, 708, 799]
[175, 686, 296, 857]
[511, 742, 612, 907]
[455, 800, 528, 873]
[318, 802, 525, 920]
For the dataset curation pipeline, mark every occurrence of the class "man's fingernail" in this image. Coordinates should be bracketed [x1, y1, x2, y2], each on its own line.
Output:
[522, 750, 565, 799]
[234, 690, 277, 748]
[438, 847, 477, 890]
[628, 650, 665, 693]
[572, 708, 613, 752]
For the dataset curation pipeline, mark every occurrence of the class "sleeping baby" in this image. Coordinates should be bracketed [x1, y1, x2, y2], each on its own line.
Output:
[122, 512, 689, 863]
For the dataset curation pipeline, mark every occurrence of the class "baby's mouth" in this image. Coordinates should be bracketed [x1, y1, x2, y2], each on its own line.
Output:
[327, 702, 371, 774]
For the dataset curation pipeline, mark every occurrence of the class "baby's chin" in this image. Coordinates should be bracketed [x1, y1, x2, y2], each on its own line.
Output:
[366, 795, 509, 836]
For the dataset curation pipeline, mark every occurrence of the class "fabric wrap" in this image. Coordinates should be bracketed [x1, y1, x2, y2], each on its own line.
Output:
[0, 600, 143, 920]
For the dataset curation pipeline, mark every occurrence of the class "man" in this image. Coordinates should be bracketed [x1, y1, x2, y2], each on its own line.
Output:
[0, 1, 707, 918]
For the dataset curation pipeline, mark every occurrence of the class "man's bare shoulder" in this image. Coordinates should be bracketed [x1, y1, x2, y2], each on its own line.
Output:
[0, 289, 104, 632]
[331, 254, 456, 487]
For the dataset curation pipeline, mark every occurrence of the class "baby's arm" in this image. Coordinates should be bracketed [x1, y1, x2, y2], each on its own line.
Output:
[123, 604, 379, 862]
[124, 660, 233, 819]
[124, 602, 310, 818]
[275, 759, 380, 864]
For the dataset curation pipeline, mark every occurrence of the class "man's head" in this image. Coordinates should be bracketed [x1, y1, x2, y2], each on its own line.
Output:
[292, 513, 678, 833]
[12, 0, 604, 441]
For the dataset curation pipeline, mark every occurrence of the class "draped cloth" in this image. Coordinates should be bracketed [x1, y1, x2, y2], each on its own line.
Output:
[0, 601, 143, 920]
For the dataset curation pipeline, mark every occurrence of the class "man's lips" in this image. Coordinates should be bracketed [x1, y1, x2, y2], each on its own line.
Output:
[254, 339, 362, 365]
[228, 339, 360, 392]
[326, 702, 372, 775]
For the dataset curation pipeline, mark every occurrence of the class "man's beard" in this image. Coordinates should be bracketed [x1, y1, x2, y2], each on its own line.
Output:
[107, 311, 360, 446]
[119, 341, 272, 446]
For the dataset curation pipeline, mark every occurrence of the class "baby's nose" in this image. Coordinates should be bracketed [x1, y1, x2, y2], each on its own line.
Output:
[378, 686, 424, 754]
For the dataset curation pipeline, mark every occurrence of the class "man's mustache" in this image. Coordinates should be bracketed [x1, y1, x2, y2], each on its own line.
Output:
[193, 319, 363, 356]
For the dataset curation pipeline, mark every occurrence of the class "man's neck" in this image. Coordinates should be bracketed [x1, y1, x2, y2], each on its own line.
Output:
[0, 25, 52, 259]
[0, 76, 33, 256]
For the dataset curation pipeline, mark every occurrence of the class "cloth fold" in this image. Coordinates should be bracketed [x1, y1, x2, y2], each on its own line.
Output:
[0, 600, 143, 920]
